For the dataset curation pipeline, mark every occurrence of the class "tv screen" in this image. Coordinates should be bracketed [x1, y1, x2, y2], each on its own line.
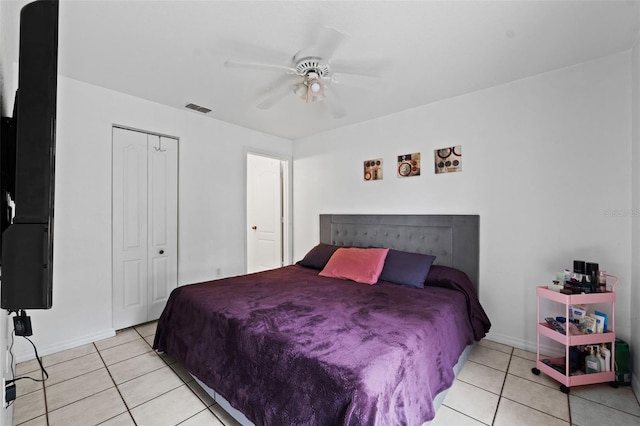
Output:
[1, 0, 58, 310]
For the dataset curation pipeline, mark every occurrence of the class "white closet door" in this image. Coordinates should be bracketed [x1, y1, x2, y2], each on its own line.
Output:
[112, 128, 149, 330]
[147, 135, 178, 320]
[113, 128, 178, 330]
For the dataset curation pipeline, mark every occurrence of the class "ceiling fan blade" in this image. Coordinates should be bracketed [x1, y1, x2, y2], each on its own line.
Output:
[224, 59, 296, 74]
[330, 72, 396, 93]
[312, 27, 348, 61]
[330, 59, 390, 76]
[322, 89, 347, 119]
[256, 76, 297, 110]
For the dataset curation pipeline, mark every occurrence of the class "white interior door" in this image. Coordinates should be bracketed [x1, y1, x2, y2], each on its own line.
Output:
[113, 128, 149, 329]
[113, 128, 178, 330]
[247, 154, 282, 273]
[147, 135, 178, 320]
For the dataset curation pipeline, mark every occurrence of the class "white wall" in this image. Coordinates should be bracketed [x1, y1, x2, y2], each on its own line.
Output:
[293, 52, 633, 354]
[630, 30, 640, 396]
[11, 76, 292, 361]
[0, 0, 21, 116]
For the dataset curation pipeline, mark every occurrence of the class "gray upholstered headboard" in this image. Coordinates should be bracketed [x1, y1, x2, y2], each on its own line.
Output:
[319, 214, 480, 292]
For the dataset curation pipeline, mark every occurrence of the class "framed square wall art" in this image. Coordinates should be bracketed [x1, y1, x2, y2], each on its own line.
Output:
[364, 158, 383, 181]
[434, 145, 462, 174]
[397, 153, 421, 177]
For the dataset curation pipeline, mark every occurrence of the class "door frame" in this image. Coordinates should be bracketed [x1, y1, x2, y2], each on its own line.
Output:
[244, 149, 292, 272]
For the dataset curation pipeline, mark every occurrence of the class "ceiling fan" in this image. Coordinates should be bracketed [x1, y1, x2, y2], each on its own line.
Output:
[224, 27, 386, 118]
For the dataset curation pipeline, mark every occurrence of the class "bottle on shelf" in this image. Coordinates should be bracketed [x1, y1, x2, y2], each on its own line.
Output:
[585, 346, 600, 374]
[600, 343, 611, 372]
[596, 346, 606, 372]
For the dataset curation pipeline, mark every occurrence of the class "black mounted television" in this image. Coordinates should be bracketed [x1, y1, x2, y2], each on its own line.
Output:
[1, 0, 58, 310]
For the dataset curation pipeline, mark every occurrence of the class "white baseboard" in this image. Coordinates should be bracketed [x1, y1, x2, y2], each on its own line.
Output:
[483, 331, 564, 357]
[13, 328, 116, 363]
[484, 331, 531, 351]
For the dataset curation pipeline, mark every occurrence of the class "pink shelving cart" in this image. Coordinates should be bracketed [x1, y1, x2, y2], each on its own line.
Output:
[532, 277, 618, 393]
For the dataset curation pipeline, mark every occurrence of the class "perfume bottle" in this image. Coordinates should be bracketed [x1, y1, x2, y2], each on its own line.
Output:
[598, 270, 607, 292]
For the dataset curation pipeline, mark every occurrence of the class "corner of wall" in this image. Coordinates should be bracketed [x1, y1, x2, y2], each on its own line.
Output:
[630, 23, 640, 402]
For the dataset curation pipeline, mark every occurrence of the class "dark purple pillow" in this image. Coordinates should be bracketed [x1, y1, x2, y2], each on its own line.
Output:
[379, 249, 436, 288]
[296, 243, 340, 270]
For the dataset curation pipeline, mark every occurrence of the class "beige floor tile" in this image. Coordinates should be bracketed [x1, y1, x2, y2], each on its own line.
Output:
[457, 360, 506, 395]
[494, 397, 569, 426]
[95, 328, 140, 351]
[118, 365, 184, 408]
[130, 385, 209, 426]
[98, 412, 137, 426]
[569, 383, 640, 416]
[513, 348, 538, 361]
[100, 338, 152, 366]
[15, 415, 48, 426]
[46, 367, 114, 411]
[144, 335, 155, 347]
[12, 388, 46, 425]
[179, 409, 225, 426]
[467, 345, 511, 372]
[134, 321, 157, 338]
[441, 379, 499, 424]
[14, 374, 43, 397]
[430, 405, 485, 425]
[501, 374, 569, 421]
[16, 358, 42, 376]
[477, 338, 513, 355]
[187, 379, 216, 407]
[45, 351, 104, 386]
[507, 354, 559, 389]
[42, 343, 96, 367]
[47, 388, 127, 426]
[107, 351, 166, 384]
[569, 393, 640, 426]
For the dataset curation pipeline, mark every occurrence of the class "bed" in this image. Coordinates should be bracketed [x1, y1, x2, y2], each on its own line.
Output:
[154, 214, 490, 425]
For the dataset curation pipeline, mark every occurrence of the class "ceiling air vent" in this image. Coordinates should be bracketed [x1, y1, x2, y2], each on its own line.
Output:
[185, 103, 212, 114]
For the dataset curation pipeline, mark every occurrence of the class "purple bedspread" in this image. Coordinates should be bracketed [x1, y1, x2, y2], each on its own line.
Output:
[154, 265, 490, 425]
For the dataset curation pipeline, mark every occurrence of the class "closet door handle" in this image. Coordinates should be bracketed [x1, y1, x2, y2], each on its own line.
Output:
[159, 250, 164, 255]
[251, 226, 257, 230]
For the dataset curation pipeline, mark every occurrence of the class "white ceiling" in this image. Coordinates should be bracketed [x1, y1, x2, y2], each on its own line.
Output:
[53, 0, 640, 140]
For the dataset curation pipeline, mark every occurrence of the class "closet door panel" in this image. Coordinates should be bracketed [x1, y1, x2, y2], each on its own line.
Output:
[147, 135, 178, 321]
[112, 128, 149, 329]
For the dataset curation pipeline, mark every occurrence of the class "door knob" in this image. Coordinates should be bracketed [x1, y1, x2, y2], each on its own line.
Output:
[159, 250, 164, 254]
[251, 226, 257, 230]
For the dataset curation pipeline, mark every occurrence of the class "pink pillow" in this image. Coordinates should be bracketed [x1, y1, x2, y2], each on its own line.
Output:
[319, 247, 389, 285]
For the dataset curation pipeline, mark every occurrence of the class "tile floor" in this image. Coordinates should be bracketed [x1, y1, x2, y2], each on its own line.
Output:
[11, 322, 640, 426]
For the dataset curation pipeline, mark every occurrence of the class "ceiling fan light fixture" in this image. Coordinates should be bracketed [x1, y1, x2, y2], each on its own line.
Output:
[305, 77, 325, 103]
[310, 82, 321, 93]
